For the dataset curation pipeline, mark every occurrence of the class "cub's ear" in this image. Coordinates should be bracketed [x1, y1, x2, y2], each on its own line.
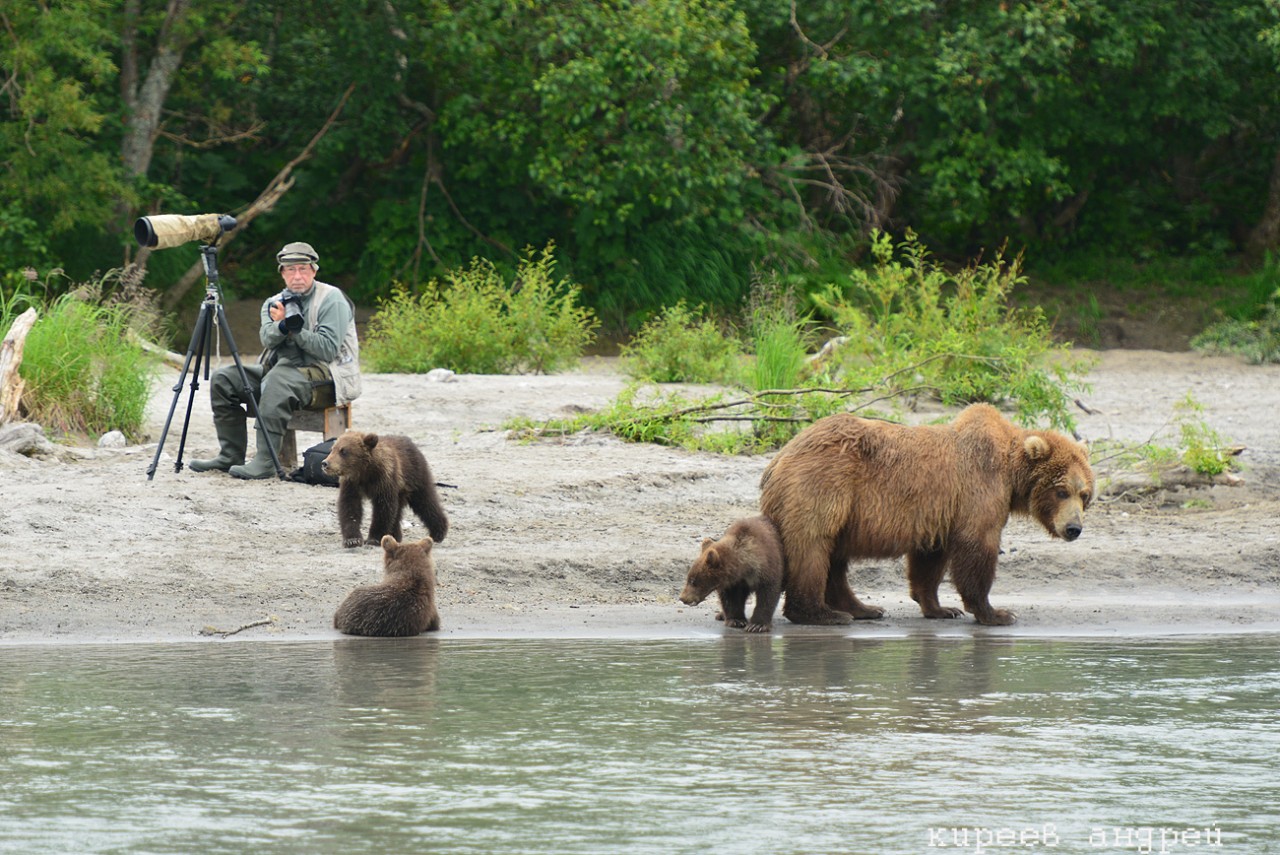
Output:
[700, 537, 715, 551]
[1023, 435, 1051, 461]
[380, 534, 398, 551]
[703, 547, 721, 568]
[416, 536, 434, 553]
[363, 433, 380, 451]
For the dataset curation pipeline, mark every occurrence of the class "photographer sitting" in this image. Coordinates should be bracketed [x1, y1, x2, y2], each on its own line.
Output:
[191, 241, 361, 479]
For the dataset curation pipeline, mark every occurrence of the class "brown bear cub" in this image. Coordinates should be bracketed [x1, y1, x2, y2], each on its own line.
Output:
[679, 515, 786, 633]
[321, 430, 449, 549]
[334, 535, 440, 636]
[760, 403, 1095, 627]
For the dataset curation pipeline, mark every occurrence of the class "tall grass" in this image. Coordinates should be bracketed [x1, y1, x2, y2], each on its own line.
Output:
[14, 276, 160, 441]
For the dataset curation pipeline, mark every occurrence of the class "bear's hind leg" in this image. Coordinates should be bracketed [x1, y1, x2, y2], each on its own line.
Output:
[718, 583, 750, 628]
[907, 549, 964, 619]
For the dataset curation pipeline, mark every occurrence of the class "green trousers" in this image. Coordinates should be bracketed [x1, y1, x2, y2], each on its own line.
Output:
[208, 362, 313, 459]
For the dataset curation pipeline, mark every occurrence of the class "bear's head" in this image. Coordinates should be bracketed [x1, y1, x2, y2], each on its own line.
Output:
[321, 430, 380, 477]
[1022, 433, 1095, 541]
[679, 538, 731, 605]
[380, 533, 434, 579]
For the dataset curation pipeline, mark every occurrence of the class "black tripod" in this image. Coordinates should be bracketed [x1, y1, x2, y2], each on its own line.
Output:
[147, 244, 285, 480]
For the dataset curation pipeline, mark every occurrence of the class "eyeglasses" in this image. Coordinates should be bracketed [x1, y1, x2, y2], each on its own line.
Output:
[281, 264, 313, 275]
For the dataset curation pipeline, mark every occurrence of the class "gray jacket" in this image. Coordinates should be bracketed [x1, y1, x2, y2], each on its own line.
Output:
[259, 280, 362, 404]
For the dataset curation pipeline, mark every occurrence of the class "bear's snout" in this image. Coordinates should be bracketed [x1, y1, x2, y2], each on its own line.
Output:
[1063, 522, 1082, 541]
[678, 585, 707, 606]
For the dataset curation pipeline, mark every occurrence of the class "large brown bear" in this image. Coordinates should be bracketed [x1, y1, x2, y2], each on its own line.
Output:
[759, 403, 1094, 626]
[321, 431, 449, 549]
[679, 515, 785, 633]
[334, 534, 441, 636]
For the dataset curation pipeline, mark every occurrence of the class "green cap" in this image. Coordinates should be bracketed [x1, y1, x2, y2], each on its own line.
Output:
[277, 241, 319, 270]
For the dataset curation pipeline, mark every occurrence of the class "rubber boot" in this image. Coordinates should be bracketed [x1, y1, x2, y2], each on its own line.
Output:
[189, 415, 248, 472]
[229, 418, 285, 480]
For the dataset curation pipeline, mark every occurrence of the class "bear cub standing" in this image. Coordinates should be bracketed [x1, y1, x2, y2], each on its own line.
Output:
[334, 534, 440, 636]
[321, 430, 449, 549]
[679, 515, 785, 633]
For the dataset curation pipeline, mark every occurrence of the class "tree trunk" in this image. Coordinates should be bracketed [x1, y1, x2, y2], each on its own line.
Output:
[120, 0, 194, 269]
[1246, 146, 1280, 259]
[1, 308, 38, 425]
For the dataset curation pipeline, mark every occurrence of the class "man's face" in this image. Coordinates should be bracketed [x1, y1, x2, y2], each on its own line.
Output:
[281, 263, 316, 294]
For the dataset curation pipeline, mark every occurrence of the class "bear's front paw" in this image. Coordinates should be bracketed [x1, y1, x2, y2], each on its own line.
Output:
[744, 622, 772, 633]
[723, 618, 747, 629]
[922, 606, 966, 619]
[364, 537, 382, 547]
[976, 608, 1017, 626]
[343, 537, 363, 549]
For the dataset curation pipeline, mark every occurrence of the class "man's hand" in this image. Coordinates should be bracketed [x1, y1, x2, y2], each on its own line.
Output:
[268, 301, 285, 323]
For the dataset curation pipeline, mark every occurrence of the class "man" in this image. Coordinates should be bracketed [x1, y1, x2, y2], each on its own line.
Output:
[191, 241, 361, 479]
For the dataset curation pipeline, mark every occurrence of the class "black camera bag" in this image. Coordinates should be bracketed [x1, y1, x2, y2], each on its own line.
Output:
[289, 438, 340, 487]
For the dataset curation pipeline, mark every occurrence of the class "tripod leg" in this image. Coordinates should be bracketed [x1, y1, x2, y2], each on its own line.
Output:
[172, 301, 215, 472]
[214, 303, 286, 479]
[146, 301, 212, 480]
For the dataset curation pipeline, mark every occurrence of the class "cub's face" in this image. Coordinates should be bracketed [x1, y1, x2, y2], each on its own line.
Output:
[321, 431, 379, 476]
[1024, 435, 1095, 541]
[679, 539, 726, 605]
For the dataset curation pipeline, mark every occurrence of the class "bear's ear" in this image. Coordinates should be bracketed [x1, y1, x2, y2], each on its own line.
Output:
[1024, 435, 1051, 461]
[380, 534, 398, 551]
[363, 433, 380, 451]
[703, 547, 721, 568]
[700, 537, 715, 551]
[416, 536, 434, 553]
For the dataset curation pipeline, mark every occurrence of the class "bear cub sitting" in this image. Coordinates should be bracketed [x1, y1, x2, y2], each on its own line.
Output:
[679, 515, 785, 633]
[334, 534, 440, 637]
[321, 430, 449, 549]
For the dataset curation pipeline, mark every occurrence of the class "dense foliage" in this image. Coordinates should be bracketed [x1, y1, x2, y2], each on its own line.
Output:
[3, 1, 1280, 332]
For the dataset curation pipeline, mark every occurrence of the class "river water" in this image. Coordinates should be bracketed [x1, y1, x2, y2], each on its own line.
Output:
[2, 634, 1277, 854]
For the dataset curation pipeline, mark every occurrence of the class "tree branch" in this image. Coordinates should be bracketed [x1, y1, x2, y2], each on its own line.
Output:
[159, 84, 356, 310]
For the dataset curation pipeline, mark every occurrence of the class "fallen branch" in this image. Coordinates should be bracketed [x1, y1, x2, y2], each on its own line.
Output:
[199, 615, 278, 638]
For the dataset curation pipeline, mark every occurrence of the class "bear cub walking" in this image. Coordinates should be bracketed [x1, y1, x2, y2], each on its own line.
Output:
[334, 534, 440, 636]
[321, 430, 449, 549]
[679, 515, 785, 633]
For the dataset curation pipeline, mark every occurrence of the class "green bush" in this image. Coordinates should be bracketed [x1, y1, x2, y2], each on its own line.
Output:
[1192, 273, 1280, 364]
[363, 244, 597, 374]
[14, 278, 159, 441]
[618, 301, 743, 384]
[814, 230, 1089, 429]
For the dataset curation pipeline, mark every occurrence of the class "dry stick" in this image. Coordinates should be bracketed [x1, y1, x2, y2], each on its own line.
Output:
[199, 616, 277, 638]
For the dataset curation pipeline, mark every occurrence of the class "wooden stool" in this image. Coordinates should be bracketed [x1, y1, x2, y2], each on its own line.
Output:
[280, 403, 352, 469]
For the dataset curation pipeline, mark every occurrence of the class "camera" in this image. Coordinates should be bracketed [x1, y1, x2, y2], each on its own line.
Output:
[276, 291, 305, 333]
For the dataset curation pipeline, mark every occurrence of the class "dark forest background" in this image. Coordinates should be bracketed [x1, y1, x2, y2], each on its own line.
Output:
[4, 1, 1279, 337]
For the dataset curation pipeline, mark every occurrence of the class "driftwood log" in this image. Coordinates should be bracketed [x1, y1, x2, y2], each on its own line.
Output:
[1, 308, 37, 425]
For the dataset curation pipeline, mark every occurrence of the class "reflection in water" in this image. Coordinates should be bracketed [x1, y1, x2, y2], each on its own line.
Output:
[1, 635, 1278, 853]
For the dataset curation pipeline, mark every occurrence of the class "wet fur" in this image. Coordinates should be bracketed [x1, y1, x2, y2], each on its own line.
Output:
[679, 515, 785, 633]
[322, 431, 449, 548]
[334, 535, 440, 636]
[759, 403, 1094, 627]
